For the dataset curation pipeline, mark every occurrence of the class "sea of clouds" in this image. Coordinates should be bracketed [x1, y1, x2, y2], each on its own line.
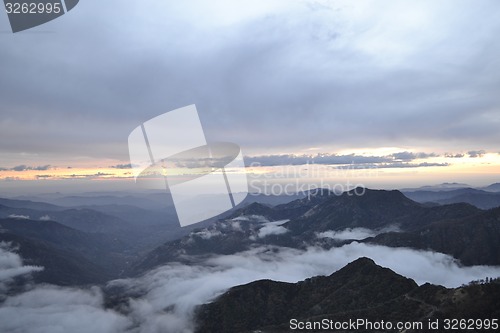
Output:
[2, 235, 500, 333]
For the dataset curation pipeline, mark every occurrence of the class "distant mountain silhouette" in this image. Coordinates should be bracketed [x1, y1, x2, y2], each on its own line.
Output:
[0, 198, 64, 211]
[482, 183, 500, 192]
[403, 188, 500, 209]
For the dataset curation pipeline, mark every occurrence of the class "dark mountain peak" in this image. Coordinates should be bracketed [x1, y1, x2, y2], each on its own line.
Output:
[285, 188, 422, 233]
[195, 258, 418, 333]
[133, 187, 492, 277]
[327, 257, 417, 290]
[245, 201, 271, 210]
[230, 194, 328, 221]
[343, 187, 415, 204]
[325, 188, 421, 212]
[228, 202, 275, 219]
[338, 256, 376, 270]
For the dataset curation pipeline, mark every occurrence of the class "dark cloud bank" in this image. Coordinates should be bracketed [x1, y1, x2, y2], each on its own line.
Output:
[1, 1, 500, 161]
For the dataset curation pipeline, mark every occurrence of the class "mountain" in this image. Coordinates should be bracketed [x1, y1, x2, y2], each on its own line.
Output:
[0, 232, 112, 286]
[0, 217, 126, 253]
[239, 192, 308, 206]
[230, 189, 332, 221]
[129, 216, 295, 274]
[283, 188, 481, 234]
[0, 202, 130, 234]
[401, 183, 470, 192]
[195, 258, 500, 333]
[403, 188, 485, 202]
[436, 192, 500, 209]
[482, 183, 500, 192]
[403, 188, 500, 209]
[0, 217, 131, 283]
[12, 192, 176, 210]
[3, 188, 498, 287]
[74, 204, 176, 226]
[132, 189, 485, 274]
[0, 197, 195, 253]
[0, 198, 64, 211]
[367, 207, 500, 265]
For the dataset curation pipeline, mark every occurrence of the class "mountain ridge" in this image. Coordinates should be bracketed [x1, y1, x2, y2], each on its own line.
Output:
[132, 188, 494, 275]
[195, 257, 500, 333]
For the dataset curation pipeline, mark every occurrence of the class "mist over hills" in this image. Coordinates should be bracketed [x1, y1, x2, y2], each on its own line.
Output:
[0, 195, 191, 286]
[0, 217, 131, 284]
[1, 184, 500, 332]
[2, 185, 500, 286]
[0, 232, 112, 286]
[132, 187, 499, 275]
[402, 185, 500, 209]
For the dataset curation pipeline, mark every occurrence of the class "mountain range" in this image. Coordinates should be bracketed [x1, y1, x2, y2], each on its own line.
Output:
[2, 185, 500, 286]
[402, 186, 500, 209]
[0, 196, 191, 286]
[132, 188, 500, 275]
[1, 185, 500, 332]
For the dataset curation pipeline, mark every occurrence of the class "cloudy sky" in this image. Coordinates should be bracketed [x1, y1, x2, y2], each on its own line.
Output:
[1, 0, 499, 193]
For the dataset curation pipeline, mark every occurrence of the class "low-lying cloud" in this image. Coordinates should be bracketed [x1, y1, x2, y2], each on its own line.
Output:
[191, 229, 222, 240]
[317, 226, 400, 241]
[317, 228, 377, 240]
[0, 285, 130, 333]
[0, 242, 43, 293]
[256, 224, 289, 238]
[108, 243, 500, 332]
[2, 242, 500, 332]
[6, 214, 30, 220]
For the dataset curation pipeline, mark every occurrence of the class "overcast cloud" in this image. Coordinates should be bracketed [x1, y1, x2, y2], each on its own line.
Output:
[1, 0, 499, 165]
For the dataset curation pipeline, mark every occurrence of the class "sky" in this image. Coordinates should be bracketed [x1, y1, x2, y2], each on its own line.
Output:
[1, 0, 499, 194]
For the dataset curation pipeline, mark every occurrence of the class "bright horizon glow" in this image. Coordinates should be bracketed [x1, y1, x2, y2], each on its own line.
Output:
[1, 151, 498, 195]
